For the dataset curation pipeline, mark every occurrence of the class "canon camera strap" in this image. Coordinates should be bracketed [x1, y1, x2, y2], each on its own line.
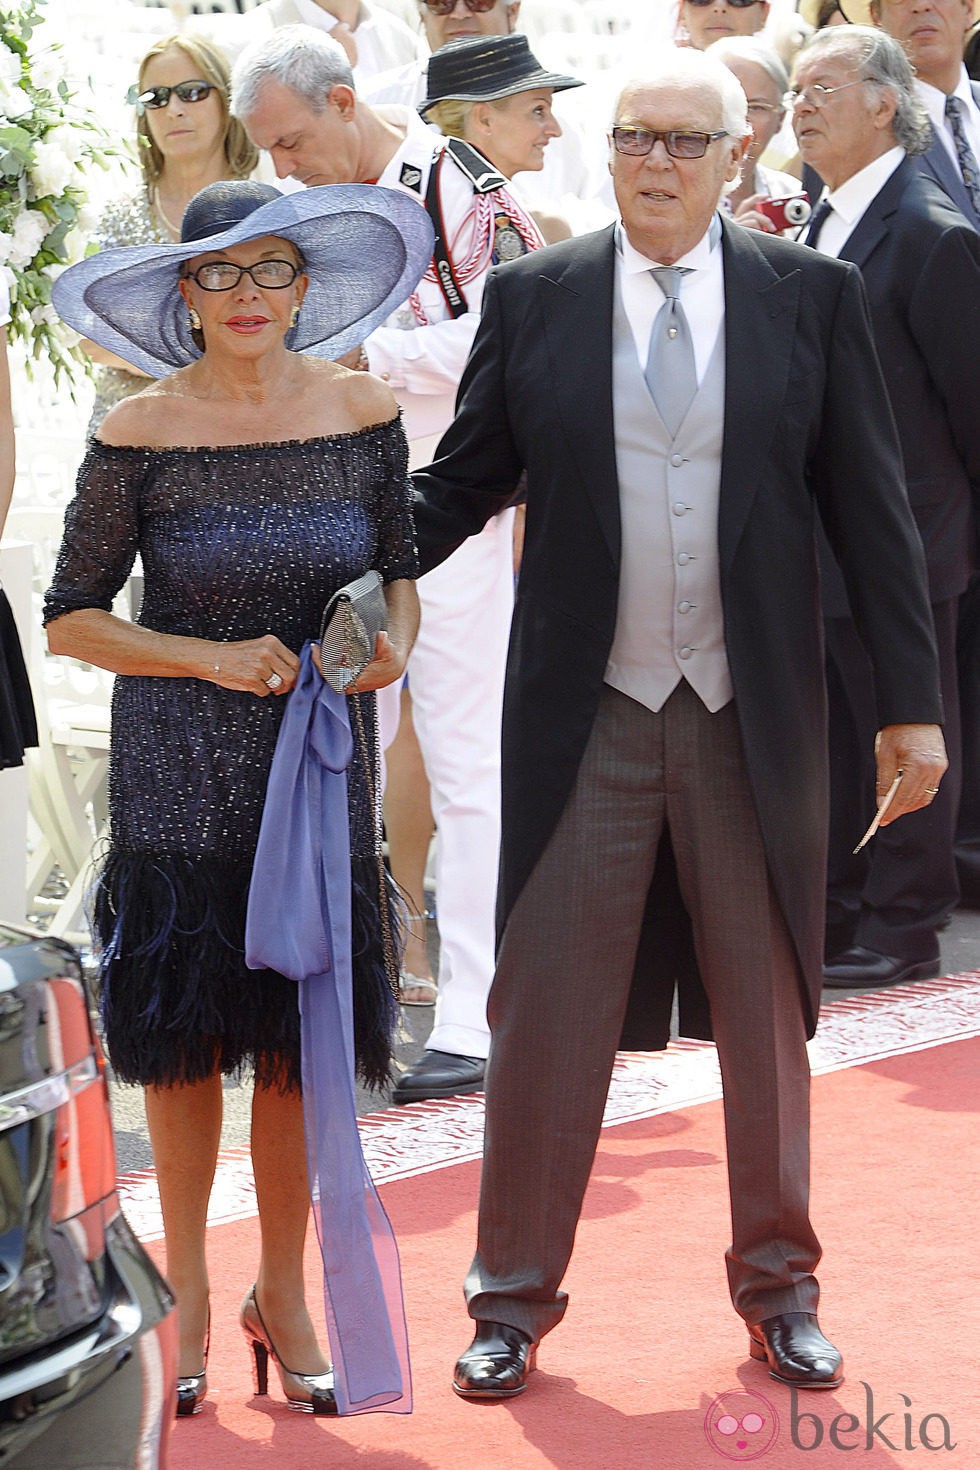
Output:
[423, 138, 508, 320]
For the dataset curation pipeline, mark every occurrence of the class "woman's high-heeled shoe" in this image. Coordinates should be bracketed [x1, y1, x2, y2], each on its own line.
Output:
[240, 1286, 337, 1415]
[176, 1309, 210, 1418]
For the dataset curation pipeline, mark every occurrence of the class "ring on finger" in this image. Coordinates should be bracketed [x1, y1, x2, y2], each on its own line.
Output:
[924, 786, 939, 796]
[265, 671, 283, 690]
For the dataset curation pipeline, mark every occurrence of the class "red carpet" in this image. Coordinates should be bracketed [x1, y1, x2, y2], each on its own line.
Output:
[148, 1012, 979, 1469]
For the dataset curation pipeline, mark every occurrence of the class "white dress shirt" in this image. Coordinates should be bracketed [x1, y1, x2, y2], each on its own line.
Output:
[616, 217, 725, 383]
[808, 147, 905, 258]
[918, 67, 980, 174]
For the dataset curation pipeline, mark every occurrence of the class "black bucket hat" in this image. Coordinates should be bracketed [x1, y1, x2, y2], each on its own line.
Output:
[419, 34, 583, 119]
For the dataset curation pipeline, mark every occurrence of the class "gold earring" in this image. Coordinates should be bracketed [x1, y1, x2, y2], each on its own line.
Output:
[188, 306, 202, 330]
[290, 304, 300, 327]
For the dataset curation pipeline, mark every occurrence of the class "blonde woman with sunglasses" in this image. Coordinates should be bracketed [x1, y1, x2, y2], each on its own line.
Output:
[82, 34, 258, 431]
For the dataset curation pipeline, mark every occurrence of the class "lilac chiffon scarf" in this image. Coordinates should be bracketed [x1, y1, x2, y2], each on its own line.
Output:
[245, 642, 411, 1414]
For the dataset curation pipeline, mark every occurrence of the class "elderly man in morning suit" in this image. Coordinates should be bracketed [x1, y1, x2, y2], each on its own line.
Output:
[411, 48, 948, 1398]
[788, 27, 980, 988]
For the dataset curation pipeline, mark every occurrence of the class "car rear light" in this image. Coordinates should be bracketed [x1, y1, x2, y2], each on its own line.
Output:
[46, 980, 117, 1247]
[0, 978, 118, 1246]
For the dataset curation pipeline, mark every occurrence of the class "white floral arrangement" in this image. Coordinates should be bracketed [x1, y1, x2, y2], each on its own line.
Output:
[0, 0, 117, 382]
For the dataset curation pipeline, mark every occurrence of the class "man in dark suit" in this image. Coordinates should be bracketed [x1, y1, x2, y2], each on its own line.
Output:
[412, 49, 947, 1399]
[867, 0, 980, 230]
[790, 27, 980, 985]
[854, 0, 980, 910]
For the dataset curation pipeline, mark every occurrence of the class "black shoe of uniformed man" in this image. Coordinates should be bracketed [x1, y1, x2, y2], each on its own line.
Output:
[392, 1049, 485, 1104]
[822, 945, 940, 989]
[748, 1312, 843, 1388]
[453, 1322, 537, 1399]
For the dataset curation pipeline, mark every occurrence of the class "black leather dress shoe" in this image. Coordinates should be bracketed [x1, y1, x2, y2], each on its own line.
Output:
[392, 1049, 485, 1104]
[822, 946, 940, 989]
[748, 1312, 843, 1389]
[453, 1322, 537, 1399]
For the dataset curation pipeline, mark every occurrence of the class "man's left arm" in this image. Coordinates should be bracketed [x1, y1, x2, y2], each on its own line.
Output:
[810, 262, 947, 822]
[411, 268, 527, 573]
[907, 223, 980, 488]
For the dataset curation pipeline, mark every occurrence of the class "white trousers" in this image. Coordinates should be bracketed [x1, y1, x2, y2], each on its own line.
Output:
[381, 510, 514, 1057]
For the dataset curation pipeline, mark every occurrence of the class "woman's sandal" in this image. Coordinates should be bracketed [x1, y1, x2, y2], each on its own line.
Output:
[397, 973, 438, 1007]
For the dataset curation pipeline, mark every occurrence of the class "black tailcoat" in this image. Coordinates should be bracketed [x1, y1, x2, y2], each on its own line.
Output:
[413, 218, 942, 1045]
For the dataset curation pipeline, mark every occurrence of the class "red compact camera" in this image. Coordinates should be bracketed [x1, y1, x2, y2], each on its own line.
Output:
[756, 194, 812, 231]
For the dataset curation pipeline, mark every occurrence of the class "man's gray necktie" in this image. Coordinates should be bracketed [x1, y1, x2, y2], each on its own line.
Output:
[944, 95, 980, 222]
[644, 266, 696, 435]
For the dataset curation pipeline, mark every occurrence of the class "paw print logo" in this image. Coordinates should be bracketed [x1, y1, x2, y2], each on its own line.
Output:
[704, 1389, 779, 1460]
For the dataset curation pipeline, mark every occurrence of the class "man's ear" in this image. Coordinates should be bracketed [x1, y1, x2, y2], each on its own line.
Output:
[872, 81, 899, 133]
[328, 82, 357, 119]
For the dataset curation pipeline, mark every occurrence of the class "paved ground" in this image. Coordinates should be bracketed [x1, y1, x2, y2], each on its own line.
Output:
[109, 904, 980, 1173]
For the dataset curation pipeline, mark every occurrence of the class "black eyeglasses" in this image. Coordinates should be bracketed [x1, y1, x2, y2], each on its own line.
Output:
[685, 0, 762, 7]
[182, 260, 302, 292]
[611, 127, 729, 159]
[127, 80, 216, 113]
[420, 0, 498, 13]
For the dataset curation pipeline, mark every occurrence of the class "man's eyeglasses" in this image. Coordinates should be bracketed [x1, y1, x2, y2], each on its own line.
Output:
[420, 0, 498, 14]
[685, 0, 763, 9]
[611, 127, 729, 159]
[127, 80, 216, 113]
[783, 78, 878, 109]
[746, 101, 781, 118]
[182, 260, 303, 292]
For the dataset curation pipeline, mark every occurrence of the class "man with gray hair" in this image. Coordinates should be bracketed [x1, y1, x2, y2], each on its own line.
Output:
[412, 45, 946, 1399]
[789, 26, 980, 989]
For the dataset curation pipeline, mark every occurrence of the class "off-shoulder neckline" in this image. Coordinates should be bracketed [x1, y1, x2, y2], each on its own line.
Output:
[90, 415, 402, 456]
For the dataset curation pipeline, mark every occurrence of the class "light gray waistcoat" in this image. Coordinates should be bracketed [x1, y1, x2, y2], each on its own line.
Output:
[604, 277, 734, 715]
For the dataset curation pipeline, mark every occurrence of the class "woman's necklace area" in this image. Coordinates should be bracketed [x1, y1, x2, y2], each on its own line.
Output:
[151, 187, 181, 240]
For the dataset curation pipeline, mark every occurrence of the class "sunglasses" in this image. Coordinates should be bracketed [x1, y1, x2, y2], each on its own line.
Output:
[182, 260, 302, 292]
[420, 0, 498, 13]
[127, 80, 216, 113]
[611, 127, 729, 159]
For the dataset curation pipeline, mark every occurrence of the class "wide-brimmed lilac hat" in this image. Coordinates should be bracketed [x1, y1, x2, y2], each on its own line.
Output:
[419, 34, 583, 118]
[52, 180, 434, 377]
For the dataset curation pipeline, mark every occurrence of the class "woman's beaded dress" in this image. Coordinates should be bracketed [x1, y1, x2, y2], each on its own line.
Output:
[44, 418, 416, 1090]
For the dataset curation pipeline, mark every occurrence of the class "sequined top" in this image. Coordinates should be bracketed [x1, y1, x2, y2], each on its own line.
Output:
[44, 419, 417, 865]
[87, 190, 168, 431]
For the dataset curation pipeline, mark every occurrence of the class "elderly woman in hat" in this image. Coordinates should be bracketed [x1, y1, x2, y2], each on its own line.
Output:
[44, 181, 432, 1420]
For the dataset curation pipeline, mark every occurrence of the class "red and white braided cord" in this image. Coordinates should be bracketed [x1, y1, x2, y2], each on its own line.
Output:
[408, 186, 544, 326]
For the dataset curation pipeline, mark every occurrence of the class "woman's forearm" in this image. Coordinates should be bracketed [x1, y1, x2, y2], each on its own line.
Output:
[46, 606, 221, 679]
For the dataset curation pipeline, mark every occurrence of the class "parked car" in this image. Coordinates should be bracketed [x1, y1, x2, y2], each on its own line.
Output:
[0, 922, 176, 1468]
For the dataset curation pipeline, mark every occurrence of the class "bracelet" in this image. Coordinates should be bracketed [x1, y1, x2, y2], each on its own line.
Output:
[356, 347, 369, 372]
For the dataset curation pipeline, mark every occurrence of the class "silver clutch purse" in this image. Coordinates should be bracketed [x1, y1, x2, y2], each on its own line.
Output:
[318, 569, 387, 692]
